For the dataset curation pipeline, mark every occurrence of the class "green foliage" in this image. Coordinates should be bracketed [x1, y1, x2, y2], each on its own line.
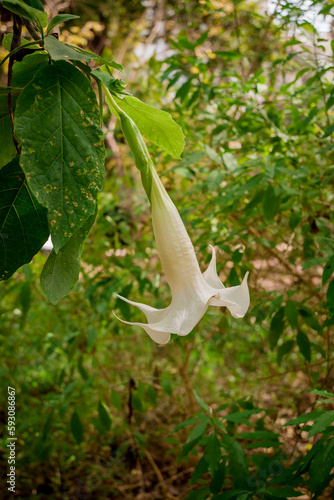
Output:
[15, 60, 104, 251]
[0, 157, 49, 279]
[174, 390, 334, 498]
[0, 1, 183, 302]
[0, 0, 334, 498]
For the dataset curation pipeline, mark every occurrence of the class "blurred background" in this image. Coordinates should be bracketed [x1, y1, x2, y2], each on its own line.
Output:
[0, 0, 333, 498]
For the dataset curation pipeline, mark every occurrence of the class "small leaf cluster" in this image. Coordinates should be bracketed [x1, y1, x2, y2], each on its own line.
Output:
[173, 389, 334, 499]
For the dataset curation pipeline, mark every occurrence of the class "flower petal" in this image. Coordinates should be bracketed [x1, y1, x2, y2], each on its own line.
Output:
[151, 168, 203, 291]
[202, 245, 225, 289]
[113, 311, 171, 344]
[209, 272, 250, 318]
[116, 294, 170, 323]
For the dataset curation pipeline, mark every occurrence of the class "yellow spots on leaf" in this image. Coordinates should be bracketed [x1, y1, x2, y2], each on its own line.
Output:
[69, 161, 75, 167]
[190, 66, 200, 74]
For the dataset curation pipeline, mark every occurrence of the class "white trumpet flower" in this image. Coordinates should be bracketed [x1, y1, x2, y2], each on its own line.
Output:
[103, 88, 250, 344]
[115, 167, 250, 344]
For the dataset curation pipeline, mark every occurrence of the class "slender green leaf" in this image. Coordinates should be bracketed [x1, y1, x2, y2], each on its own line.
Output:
[98, 399, 111, 431]
[236, 431, 280, 441]
[187, 420, 208, 443]
[173, 416, 203, 433]
[309, 437, 334, 493]
[285, 301, 298, 329]
[15, 61, 105, 252]
[0, 158, 49, 280]
[223, 434, 249, 489]
[309, 389, 334, 400]
[190, 455, 208, 485]
[323, 255, 334, 285]
[269, 308, 285, 349]
[327, 279, 334, 311]
[71, 410, 83, 444]
[209, 459, 225, 494]
[161, 379, 172, 396]
[132, 393, 143, 414]
[263, 184, 279, 220]
[284, 411, 325, 426]
[323, 122, 334, 138]
[264, 486, 304, 497]
[204, 432, 221, 473]
[47, 14, 80, 35]
[308, 411, 334, 438]
[193, 390, 210, 412]
[297, 330, 311, 362]
[277, 340, 295, 366]
[224, 409, 262, 426]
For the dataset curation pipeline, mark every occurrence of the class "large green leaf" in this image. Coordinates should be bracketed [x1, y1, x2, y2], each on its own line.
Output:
[113, 94, 185, 159]
[11, 53, 49, 88]
[44, 36, 96, 62]
[0, 94, 17, 168]
[40, 210, 96, 303]
[15, 61, 105, 252]
[2, 33, 41, 52]
[3, 0, 48, 28]
[0, 157, 49, 280]
[44, 36, 122, 70]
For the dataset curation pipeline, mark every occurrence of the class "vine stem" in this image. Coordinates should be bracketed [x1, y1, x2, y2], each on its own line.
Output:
[8, 14, 22, 154]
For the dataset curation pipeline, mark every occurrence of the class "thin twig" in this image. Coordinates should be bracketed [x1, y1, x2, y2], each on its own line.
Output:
[143, 448, 177, 500]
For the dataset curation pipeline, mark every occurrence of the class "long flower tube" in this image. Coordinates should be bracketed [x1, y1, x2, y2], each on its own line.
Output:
[104, 88, 250, 344]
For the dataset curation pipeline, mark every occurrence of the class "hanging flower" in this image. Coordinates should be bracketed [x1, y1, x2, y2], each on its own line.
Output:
[115, 167, 250, 344]
[103, 87, 250, 344]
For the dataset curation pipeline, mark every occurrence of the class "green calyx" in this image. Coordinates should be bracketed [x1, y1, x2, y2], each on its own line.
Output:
[102, 84, 152, 200]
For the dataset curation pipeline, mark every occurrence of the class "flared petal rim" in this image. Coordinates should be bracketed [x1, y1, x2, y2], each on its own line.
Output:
[202, 245, 225, 289]
[116, 294, 170, 323]
[209, 272, 250, 318]
[113, 312, 171, 344]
